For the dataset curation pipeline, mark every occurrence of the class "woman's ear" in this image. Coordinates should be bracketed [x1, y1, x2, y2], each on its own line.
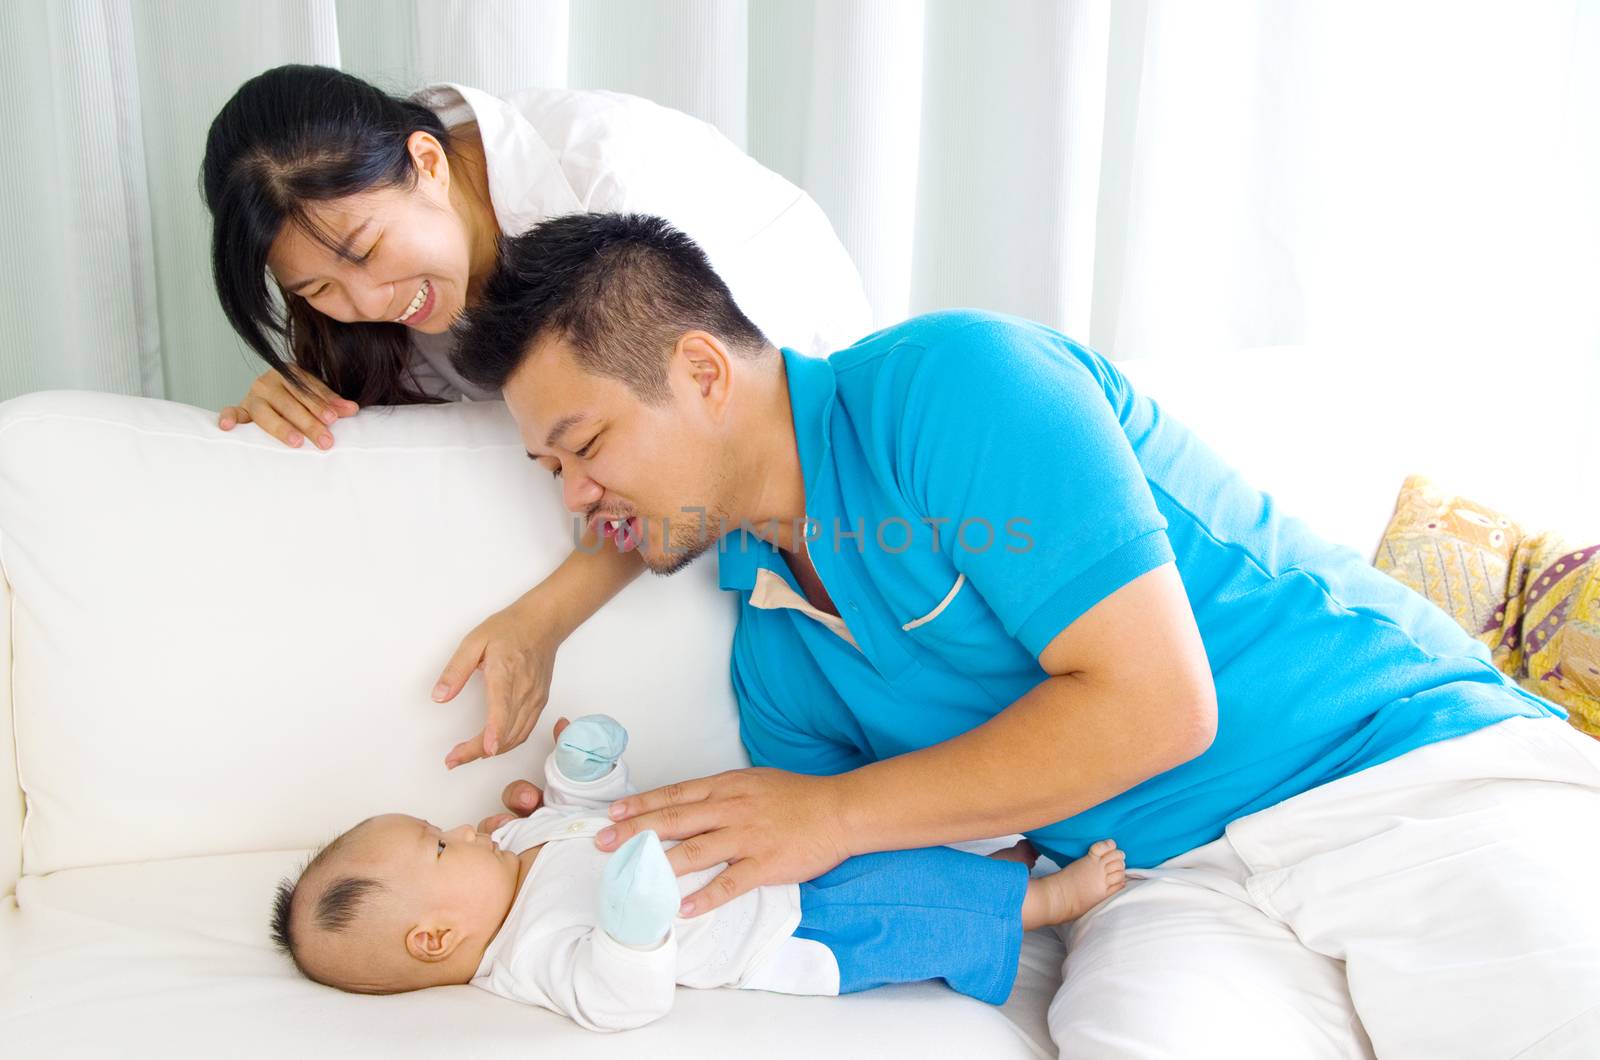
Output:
[406, 131, 450, 192]
[405, 922, 461, 963]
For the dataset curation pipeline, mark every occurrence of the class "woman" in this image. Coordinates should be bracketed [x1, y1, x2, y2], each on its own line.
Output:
[201, 65, 870, 770]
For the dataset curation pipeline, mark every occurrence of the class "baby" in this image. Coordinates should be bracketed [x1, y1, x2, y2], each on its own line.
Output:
[270, 715, 1127, 1031]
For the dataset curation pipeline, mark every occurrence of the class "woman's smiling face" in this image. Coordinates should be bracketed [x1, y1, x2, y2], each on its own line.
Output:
[265, 133, 478, 335]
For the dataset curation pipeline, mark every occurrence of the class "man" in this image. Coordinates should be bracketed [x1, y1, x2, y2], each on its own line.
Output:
[452, 213, 1600, 1058]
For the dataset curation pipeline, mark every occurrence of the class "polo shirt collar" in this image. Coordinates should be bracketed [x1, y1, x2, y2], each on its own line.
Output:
[716, 347, 838, 592]
[781, 345, 839, 502]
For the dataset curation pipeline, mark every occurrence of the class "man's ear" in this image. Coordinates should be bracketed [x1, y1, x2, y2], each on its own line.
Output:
[672, 331, 733, 415]
[406, 921, 462, 964]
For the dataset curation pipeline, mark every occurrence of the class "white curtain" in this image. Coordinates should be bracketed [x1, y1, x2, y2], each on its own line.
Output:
[2, 0, 1596, 410]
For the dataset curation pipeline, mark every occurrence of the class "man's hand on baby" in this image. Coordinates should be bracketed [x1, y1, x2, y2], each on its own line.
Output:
[554, 714, 628, 781]
[596, 767, 853, 919]
[599, 831, 680, 948]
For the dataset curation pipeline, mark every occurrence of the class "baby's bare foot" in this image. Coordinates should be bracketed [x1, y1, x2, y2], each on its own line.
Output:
[1021, 839, 1127, 930]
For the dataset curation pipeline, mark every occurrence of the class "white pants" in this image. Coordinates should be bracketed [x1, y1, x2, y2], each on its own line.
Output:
[1048, 716, 1600, 1059]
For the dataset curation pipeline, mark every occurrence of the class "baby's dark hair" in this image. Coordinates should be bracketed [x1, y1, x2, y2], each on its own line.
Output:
[270, 822, 385, 982]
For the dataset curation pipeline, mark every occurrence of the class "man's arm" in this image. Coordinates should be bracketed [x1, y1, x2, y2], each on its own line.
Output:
[833, 562, 1216, 854]
[826, 320, 1216, 849]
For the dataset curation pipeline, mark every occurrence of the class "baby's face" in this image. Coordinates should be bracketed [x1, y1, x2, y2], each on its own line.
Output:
[300, 813, 523, 990]
[353, 814, 521, 928]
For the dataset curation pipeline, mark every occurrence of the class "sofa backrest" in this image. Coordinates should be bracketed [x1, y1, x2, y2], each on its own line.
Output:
[0, 392, 747, 878]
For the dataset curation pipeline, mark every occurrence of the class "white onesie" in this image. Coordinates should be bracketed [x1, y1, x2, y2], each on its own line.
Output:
[471, 751, 834, 1030]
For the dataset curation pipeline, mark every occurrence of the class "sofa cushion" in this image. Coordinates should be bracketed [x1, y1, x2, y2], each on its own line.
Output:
[0, 850, 1062, 1056]
[1375, 474, 1600, 736]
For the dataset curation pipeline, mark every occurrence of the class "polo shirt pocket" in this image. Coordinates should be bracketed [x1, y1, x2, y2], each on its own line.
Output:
[897, 569, 1041, 687]
[900, 573, 987, 661]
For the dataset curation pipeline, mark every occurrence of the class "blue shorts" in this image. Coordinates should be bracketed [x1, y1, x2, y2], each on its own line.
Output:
[794, 845, 1029, 1005]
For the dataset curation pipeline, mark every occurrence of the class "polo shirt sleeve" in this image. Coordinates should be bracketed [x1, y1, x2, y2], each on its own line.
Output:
[892, 318, 1174, 660]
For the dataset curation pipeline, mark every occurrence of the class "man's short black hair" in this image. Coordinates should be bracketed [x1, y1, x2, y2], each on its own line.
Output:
[451, 213, 769, 400]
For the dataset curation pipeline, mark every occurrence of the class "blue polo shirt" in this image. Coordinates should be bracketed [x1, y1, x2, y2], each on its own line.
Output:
[717, 310, 1559, 868]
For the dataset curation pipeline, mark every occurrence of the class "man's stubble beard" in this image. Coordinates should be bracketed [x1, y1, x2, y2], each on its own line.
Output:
[641, 466, 735, 578]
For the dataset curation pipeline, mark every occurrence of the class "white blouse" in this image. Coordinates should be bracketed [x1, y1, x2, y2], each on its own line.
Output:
[408, 83, 873, 401]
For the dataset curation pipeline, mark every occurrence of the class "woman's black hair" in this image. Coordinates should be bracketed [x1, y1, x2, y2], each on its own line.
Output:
[201, 64, 456, 406]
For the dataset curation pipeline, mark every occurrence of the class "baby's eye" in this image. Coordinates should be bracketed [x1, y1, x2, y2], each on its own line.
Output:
[436, 839, 446, 857]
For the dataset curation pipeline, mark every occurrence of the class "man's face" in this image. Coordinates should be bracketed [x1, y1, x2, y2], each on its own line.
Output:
[504, 333, 732, 576]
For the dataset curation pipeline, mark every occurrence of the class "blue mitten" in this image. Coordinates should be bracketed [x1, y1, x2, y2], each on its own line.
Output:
[555, 714, 628, 782]
[598, 830, 680, 948]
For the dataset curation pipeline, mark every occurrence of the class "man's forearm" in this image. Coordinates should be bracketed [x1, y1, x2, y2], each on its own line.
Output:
[519, 534, 644, 639]
[831, 673, 1213, 856]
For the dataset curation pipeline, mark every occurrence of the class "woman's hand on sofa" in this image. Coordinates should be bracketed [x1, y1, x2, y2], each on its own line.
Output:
[217, 367, 358, 449]
[436, 590, 563, 768]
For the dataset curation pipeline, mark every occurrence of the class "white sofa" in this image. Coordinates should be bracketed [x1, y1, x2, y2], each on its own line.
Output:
[2, 345, 1595, 1057]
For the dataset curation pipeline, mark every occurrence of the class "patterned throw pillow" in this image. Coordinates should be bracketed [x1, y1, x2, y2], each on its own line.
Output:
[1374, 474, 1600, 738]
